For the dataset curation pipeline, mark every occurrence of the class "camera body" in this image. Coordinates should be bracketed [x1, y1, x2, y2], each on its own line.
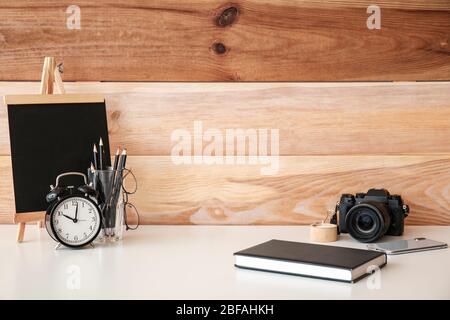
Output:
[338, 188, 409, 243]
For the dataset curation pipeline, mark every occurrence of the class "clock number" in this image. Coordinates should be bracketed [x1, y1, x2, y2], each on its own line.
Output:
[89, 225, 93, 231]
[88, 208, 93, 213]
[83, 232, 88, 239]
[72, 200, 77, 206]
[64, 204, 68, 210]
[82, 202, 85, 208]
[91, 216, 96, 222]
[57, 211, 62, 216]
[55, 219, 59, 225]
[65, 233, 69, 239]
[74, 235, 78, 241]
[58, 228, 62, 233]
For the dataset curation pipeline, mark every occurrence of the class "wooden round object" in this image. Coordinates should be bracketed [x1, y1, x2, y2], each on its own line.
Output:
[310, 223, 338, 243]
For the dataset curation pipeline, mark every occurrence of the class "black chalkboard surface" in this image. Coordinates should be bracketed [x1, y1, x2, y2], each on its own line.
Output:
[5, 94, 110, 214]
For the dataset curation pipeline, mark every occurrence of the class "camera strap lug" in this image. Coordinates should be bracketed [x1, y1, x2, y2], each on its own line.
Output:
[330, 203, 340, 235]
[402, 204, 410, 217]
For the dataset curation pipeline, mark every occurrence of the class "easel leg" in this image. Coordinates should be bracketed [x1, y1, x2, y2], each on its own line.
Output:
[17, 223, 26, 243]
[13, 213, 45, 243]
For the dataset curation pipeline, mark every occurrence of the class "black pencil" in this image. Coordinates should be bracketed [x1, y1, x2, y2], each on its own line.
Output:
[107, 148, 128, 229]
[98, 137, 104, 170]
[121, 148, 127, 170]
[92, 144, 98, 169]
[113, 149, 127, 195]
[113, 147, 120, 171]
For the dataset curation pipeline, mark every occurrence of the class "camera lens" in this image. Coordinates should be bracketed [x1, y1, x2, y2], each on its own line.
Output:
[356, 213, 376, 233]
[345, 203, 390, 243]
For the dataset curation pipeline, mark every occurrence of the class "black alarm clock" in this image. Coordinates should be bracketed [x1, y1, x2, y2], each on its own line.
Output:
[45, 172, 102, 248]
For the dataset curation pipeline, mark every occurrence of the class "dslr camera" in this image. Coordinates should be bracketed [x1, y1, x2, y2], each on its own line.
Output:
[335, 188, 409, 243]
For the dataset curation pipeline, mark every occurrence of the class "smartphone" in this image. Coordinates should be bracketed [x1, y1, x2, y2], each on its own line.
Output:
[367, 238, 448, 255]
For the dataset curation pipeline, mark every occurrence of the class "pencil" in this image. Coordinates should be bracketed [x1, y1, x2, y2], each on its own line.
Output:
[108, 148, 128, 230]
[98, 137, 104, 170]
[113, 147, 120, 171]
[121, 148, 127, 170]
[92, 144, 98, 169]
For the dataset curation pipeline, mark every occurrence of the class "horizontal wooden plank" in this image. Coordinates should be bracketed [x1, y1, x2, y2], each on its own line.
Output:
[14, 212, 45, 223]
[4, 94, 104, 105]
[1, 81, 450, 156]
[2, 155, 449, 225]
[0, 1, 449, 81]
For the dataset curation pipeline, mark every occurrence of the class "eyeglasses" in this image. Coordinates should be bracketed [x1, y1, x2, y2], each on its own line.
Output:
[121, 168, 139, 230]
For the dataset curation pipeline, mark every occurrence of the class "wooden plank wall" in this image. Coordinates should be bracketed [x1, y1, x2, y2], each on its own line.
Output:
[0, 1, 449, 81]
[1, 1, 449, 225]
[1, 82, 449, 225]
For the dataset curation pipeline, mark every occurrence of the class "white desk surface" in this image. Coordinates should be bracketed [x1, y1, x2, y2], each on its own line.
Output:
[0, 225, 449, 300]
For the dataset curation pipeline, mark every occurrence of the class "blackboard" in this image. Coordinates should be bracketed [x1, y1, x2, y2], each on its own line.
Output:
[5, 94, 110, 213]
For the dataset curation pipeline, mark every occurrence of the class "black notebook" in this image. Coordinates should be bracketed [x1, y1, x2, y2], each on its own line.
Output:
[234, 240, 386, 283]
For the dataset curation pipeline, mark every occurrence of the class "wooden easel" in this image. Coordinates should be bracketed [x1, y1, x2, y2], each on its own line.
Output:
[14, 57, 65, 242]
[39, 57, 65, 95]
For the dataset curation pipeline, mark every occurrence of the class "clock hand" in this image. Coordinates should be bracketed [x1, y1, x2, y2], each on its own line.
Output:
[74, 202, 79, 222]
[62, 214, 75, 222]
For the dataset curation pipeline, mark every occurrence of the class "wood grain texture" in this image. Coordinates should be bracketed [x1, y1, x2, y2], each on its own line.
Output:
[1, 155, 449, 225]
[0, 156, 14, 223]
[4, 94, 104, 105]
[1, 81, 450, 156]
[1, 81, 449, 225]
[0, 1, 449, 81]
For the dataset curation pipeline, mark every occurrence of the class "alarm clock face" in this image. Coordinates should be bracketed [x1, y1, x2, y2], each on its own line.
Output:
[51, 196, 101, 247]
